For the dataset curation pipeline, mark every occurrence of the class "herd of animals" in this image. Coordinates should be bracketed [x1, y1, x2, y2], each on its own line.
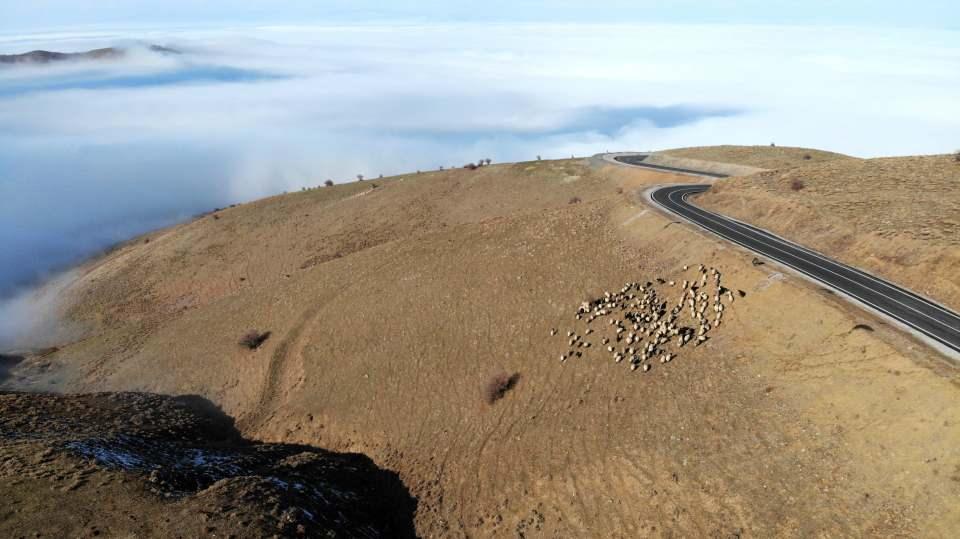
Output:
[553, 264, 738, 373]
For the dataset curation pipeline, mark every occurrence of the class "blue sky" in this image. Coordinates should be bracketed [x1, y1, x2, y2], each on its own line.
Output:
[3, 1, 959, 33]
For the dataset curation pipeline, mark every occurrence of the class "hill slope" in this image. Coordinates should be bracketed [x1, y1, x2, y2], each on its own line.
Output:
[661, 145, 855, 169]
[698, 153, 960, 311]
[6, 155, 959, 537]
[0, 45, 179, 65]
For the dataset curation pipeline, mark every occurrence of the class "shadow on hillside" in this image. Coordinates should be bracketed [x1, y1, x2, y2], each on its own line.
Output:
[0, 354, 24, 386]
[3, 390, 418, 538]
[163, 394, 420, 537]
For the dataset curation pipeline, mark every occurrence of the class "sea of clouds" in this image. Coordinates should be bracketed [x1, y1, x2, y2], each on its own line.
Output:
[0, 22, 958, 347]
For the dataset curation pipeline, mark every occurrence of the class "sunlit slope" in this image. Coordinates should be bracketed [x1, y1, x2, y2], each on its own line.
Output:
[699, 153, 960, 311]
[44, 154, 960, 537]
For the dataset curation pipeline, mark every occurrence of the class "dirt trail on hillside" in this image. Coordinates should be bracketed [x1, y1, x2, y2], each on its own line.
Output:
[17, 157, 960, 537]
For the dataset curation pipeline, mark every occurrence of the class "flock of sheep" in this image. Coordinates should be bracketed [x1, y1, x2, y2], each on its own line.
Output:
[553, 264, 735, 373]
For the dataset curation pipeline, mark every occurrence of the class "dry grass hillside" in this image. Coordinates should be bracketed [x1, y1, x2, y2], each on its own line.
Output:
[699, 154, 960, 311]
[6, 155, 960, 537]
[662, 145, 855, 169]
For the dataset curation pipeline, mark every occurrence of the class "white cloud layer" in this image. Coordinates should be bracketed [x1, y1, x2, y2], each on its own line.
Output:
[0, 22, 958, 310]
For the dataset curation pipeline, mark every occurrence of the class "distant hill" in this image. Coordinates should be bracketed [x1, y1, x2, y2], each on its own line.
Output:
[0, 45, 179, 65]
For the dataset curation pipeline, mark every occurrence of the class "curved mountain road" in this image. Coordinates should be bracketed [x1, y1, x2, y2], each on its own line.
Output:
[611, 153, 960, 358]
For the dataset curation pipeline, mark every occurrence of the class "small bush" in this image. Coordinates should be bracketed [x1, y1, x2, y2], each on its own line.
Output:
[790, 179, 805, 191]
[568, 196, 582, 204]
[240, 330, 271, 350]
[465, 163, 478, 170]
[324, 179, 334, 187]
[803, 154, 812, 160]
[954, 150, 960, 162]
[615, 187, 624, 194]
[356, 174, 364, 181]
[483, 372, 521, 405]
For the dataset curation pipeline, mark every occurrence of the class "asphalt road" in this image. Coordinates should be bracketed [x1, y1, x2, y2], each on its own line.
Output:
[613, 155, 960, 357]
[614, 154, 730, 178]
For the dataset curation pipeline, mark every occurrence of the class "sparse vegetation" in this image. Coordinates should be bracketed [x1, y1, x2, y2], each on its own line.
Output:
[240, 330, 271, 350]
[615, 187, 624, 194]
[483, 372, 520, 405]
[954, 150, 960, 162]
[803, 154, 812, 160]
[484, 158, 492, 165]
[465, 163, 478, 170]
[324, 179, 334, 187]
[790, 179, 805, 191]
[568, 196, 582, 204]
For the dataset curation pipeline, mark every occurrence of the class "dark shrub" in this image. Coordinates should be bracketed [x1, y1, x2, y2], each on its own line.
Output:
[568, 196, 582, 204]
[615, 187, 624, 194]
[790, 179, 805, 191]
[954, 150, 960, 162]
[465, 163, 478, 170]
[803, 154, 812, 160]
[483, 372, 521, 405]
[324, 179, 334, 187]
[240, 330, 271, 350]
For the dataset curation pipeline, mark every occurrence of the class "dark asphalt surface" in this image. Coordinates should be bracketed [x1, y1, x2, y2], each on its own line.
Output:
[614, 154, 730, 178]
[615, 155, 960, 356]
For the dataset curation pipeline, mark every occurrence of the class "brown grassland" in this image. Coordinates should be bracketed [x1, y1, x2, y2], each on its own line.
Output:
[3, 150, 959, 537]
